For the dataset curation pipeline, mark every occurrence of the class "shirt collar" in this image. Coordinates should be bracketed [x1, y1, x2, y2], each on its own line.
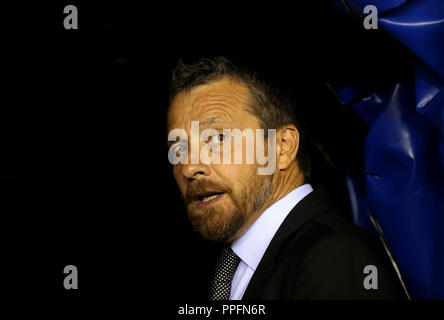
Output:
[231, 184, 313, 271]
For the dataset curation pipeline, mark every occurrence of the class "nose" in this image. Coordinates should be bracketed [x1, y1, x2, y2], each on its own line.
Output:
[180, 162, 211, 180]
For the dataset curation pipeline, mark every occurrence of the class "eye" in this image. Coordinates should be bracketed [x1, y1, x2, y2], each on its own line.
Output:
[171, 143, 188, 157]
[211, 133, 227, 145]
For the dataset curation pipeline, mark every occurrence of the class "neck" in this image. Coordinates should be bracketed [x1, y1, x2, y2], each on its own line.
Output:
[225, 168, 305, 245]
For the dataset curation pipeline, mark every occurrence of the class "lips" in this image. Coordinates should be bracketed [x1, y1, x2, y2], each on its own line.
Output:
[191, 191, 225, 207]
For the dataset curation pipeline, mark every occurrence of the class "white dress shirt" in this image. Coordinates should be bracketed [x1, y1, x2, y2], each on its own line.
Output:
[229, 184, 313, 300]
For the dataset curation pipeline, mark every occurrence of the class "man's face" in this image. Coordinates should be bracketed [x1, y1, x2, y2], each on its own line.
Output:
[167, 78, 274, 242]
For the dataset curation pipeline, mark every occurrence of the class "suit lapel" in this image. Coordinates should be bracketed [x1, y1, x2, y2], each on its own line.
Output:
[242, 189, 332, 300]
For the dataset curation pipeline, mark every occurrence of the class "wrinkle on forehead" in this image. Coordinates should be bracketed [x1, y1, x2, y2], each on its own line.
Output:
[168, 78, 254, 130]
[188, 80, 250, 114]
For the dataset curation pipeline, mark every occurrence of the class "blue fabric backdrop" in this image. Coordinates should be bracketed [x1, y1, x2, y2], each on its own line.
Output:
[331, 0, 444, 299]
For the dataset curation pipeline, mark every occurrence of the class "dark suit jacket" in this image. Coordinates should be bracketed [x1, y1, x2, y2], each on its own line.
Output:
[241, 190, 407, 300]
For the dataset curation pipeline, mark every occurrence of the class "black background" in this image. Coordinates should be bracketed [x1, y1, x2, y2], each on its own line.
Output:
[52, 1, 416, 309]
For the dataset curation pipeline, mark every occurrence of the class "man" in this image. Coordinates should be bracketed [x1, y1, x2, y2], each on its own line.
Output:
[166, 57, 406, 299]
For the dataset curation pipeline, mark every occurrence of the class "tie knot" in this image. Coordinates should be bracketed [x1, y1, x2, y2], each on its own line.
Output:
[209, 248, 240, 300]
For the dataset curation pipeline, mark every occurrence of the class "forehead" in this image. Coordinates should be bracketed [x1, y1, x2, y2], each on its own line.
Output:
[167, 78, 255, 129]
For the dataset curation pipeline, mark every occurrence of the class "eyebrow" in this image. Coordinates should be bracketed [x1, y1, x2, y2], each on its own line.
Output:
[199, 117, 216, 130]
[167, 116, 228, 146]
[200, 116, 229, 130]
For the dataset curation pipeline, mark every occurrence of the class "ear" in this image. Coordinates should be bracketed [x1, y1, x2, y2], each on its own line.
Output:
[277, 124, 300, 170]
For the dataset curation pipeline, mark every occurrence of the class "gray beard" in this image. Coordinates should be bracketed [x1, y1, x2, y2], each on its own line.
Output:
[187, 174, 273, 242]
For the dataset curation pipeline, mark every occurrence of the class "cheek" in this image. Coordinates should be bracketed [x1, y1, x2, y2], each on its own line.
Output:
[173, 167, 186, 193]
[215, 163, 257, 192]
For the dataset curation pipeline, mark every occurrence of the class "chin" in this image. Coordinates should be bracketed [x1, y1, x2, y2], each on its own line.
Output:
[191, 209, 243, 242]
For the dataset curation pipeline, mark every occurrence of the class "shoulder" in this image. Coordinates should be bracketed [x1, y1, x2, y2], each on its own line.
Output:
[278, 210, 406, 299]
[310, 210, 380, 253]
[291, 210, 388, 273]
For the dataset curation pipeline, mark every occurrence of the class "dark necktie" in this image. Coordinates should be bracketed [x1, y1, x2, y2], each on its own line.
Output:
[209, 248, 241, 300]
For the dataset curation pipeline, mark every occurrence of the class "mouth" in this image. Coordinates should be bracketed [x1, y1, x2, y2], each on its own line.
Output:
[194, 192, 225, 208]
